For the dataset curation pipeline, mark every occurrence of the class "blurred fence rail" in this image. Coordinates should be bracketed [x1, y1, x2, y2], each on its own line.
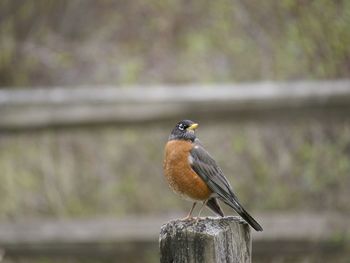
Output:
[0, 213, 348, 261]
[1, 80, 350, 130]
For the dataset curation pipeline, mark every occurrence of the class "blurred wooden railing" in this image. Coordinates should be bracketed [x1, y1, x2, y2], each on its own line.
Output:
[0, 80, 350, 130]
[0, 213, 348, 261]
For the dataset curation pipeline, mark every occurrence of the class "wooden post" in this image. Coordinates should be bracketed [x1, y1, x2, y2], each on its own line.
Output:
[159, 216, 251, 263]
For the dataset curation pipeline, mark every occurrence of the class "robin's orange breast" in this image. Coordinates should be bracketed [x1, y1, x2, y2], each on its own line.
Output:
[163, 140, 212, 201]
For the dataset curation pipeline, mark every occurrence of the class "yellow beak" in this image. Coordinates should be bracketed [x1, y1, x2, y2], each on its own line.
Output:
[187, 123, 199, 131]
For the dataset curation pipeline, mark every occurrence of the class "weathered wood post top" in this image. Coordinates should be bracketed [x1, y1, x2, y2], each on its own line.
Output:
[160, 216, 251, 263]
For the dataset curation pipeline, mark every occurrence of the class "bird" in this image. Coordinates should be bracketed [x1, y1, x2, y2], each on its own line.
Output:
[163, 120, 263, 231]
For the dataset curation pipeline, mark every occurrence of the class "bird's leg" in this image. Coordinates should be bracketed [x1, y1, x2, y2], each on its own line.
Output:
[182, 202, 197, 220]
[196, 199, 208, 221]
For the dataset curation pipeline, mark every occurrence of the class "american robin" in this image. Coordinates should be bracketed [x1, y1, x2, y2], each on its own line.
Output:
[163, 120, 263, 231]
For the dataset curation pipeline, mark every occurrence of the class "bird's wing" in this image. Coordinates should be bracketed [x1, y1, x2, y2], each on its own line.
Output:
[189, 142, 242, 209]
[189, 141, 263, 231]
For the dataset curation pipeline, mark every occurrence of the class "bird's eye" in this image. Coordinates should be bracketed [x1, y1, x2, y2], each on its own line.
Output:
[178, 124, 185, 130]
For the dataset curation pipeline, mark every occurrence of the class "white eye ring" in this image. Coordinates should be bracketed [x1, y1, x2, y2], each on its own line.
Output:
[178, 124, 184, 130]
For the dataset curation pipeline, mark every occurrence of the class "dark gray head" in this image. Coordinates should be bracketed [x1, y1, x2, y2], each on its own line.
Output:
[168, 120, 199, 142]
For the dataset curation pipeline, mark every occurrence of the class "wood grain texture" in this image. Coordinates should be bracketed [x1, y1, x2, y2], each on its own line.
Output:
[159, 216, 251, 263]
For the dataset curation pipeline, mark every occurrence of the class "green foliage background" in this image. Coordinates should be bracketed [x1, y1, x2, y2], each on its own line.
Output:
[1, 119, 349, 219]
[0, 0, 349, 219]
[0, 0, 349, 87]
[1, 2, 349, 262]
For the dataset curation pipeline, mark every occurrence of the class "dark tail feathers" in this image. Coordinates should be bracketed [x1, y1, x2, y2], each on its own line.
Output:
[206, 198, 224, 217]
[222, 198, 263, 231]
[238, 206, 263, 231]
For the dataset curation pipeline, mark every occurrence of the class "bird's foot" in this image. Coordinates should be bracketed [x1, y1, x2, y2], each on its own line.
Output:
[181, 215, 195, 221]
